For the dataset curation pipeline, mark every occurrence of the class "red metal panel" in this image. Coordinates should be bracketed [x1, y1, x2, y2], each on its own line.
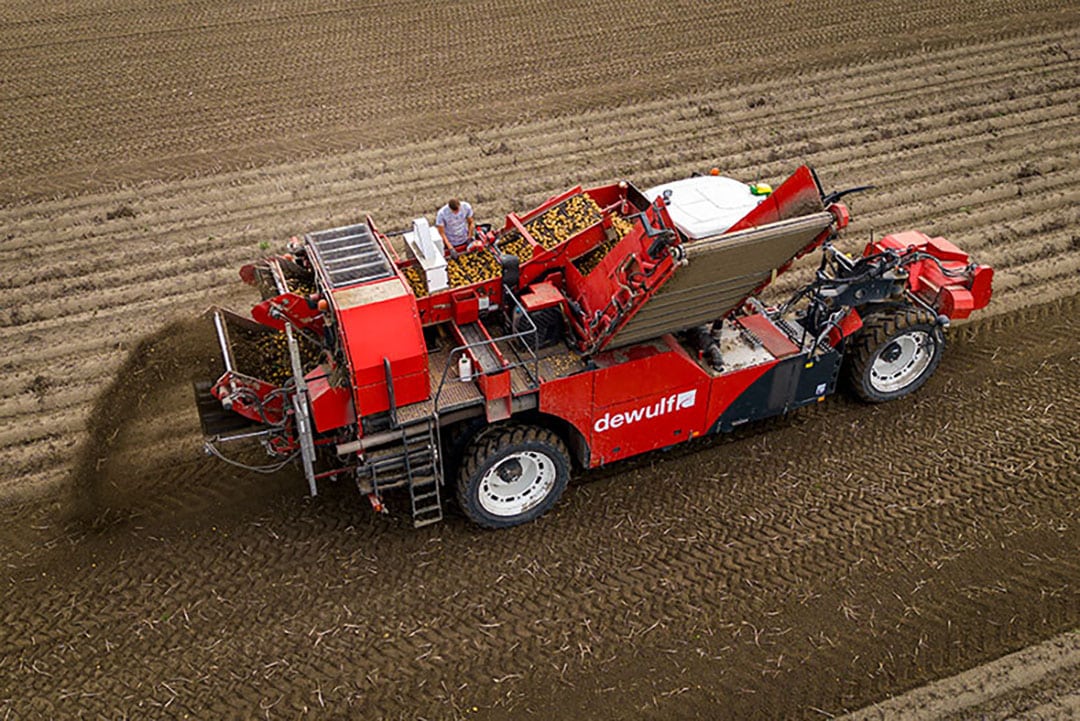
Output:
[478, 369, 511, 400]
[728, 165, 823, 232]
[520, 281, 564, 311]
[563, 223, 606, 260]
[592, 340, 679, 406]
[737, 314, 800, 358]
[306, 369, 355, 433]
[969, 265, 994, 313]
[354, 370, 429, 417]
[451, 290, 480, 325]
[587, 340, 711, 464]
[539, 370, 595, 457]
[336, 284, 429, 414]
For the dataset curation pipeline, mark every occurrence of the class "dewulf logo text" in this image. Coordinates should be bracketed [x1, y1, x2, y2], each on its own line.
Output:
[593, 389, 697, 433]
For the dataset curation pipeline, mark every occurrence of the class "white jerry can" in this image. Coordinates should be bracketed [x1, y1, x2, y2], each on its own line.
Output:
[458, 353, 473, 382]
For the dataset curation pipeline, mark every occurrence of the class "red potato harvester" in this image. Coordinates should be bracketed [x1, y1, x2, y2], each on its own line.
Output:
[195, 165, 992, 528]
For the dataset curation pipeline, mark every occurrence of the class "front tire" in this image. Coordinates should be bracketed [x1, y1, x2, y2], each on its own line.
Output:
[847, 307, 945, 403]
[457, 425, 570, 529]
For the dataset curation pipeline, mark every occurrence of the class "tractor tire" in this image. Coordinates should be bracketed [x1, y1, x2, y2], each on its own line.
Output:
[846, 307, 945, 403]
[456, 425, 570, 529]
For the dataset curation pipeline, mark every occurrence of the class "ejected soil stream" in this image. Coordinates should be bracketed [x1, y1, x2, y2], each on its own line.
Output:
[0, 295, 1077, 719]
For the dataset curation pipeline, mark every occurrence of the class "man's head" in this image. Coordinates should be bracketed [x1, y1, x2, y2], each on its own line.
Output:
[448, 198, 460, 212]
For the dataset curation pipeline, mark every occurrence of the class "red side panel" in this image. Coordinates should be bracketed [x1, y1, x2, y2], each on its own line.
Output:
[354, 371, 429, 418]
[306, 368, 355, 433]
[587, 339, 710, 465]
[478, 370, 511, 404]
[540, 338, 713, 466]
[539, 370, 595, 460]
[335, 281, 430, 416]
[728, 165, 824, 233]
[969, 265, 994, 313]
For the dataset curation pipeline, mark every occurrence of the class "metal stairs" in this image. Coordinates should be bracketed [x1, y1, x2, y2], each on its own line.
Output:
[363, 417, 444, 528]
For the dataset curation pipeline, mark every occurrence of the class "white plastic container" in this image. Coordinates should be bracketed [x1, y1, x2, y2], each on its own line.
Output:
[458, 354, 473, 382]
[404, 217, 449, 292]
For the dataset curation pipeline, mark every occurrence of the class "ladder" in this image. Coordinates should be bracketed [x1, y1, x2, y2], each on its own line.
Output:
[364, 416, 444, 527]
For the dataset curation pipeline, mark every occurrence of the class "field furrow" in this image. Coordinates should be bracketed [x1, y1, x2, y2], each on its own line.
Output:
[1, 2, 1079, 719]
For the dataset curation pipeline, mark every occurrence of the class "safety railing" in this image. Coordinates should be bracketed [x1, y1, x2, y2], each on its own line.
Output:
[431, 289, 541, 416]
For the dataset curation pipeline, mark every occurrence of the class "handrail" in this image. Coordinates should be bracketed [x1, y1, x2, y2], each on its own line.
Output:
[431, 289, 540, 413]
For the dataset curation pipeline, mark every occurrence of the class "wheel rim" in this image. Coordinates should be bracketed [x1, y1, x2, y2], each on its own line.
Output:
[478, 450, 556, 517]
[870, 330, 935, 393]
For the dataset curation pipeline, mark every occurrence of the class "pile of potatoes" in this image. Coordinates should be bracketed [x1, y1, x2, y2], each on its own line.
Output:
[497, 231, 531, 260]
[402, 265, 428, 297]
[401, 249, 502, 297]
[447, 250, 501, 288]
[573, 214, 636, 276]
[250, 330, 323, 388]
[524, 194, 604, 250]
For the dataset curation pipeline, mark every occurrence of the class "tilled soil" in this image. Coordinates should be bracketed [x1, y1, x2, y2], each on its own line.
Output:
[1, 0, 1075, 204]
[841, 632, 1080, 720]
[0, 296, 1077, 720]
[2, 0, 1079, 718]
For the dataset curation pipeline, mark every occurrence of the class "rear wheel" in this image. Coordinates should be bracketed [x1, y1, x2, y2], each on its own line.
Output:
[847, 307, 945, 403]
[457, 425, 570, 529]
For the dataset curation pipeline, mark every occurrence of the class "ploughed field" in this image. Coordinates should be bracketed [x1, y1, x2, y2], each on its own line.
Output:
[1, 0, 1079, 718]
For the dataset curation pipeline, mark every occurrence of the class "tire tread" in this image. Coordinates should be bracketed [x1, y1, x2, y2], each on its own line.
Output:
[456, 424, 570, 529]
[848, 307, 943, 403]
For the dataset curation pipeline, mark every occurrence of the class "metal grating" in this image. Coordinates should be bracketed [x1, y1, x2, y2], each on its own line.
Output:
[306, 223, 394, 288]
[459, 322, 502, 373]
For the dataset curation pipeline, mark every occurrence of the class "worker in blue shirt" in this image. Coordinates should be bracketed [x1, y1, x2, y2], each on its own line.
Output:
[435, 198, 475, 259]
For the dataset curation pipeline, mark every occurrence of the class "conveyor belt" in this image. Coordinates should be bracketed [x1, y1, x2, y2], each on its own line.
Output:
[606, 212, 834, 349]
